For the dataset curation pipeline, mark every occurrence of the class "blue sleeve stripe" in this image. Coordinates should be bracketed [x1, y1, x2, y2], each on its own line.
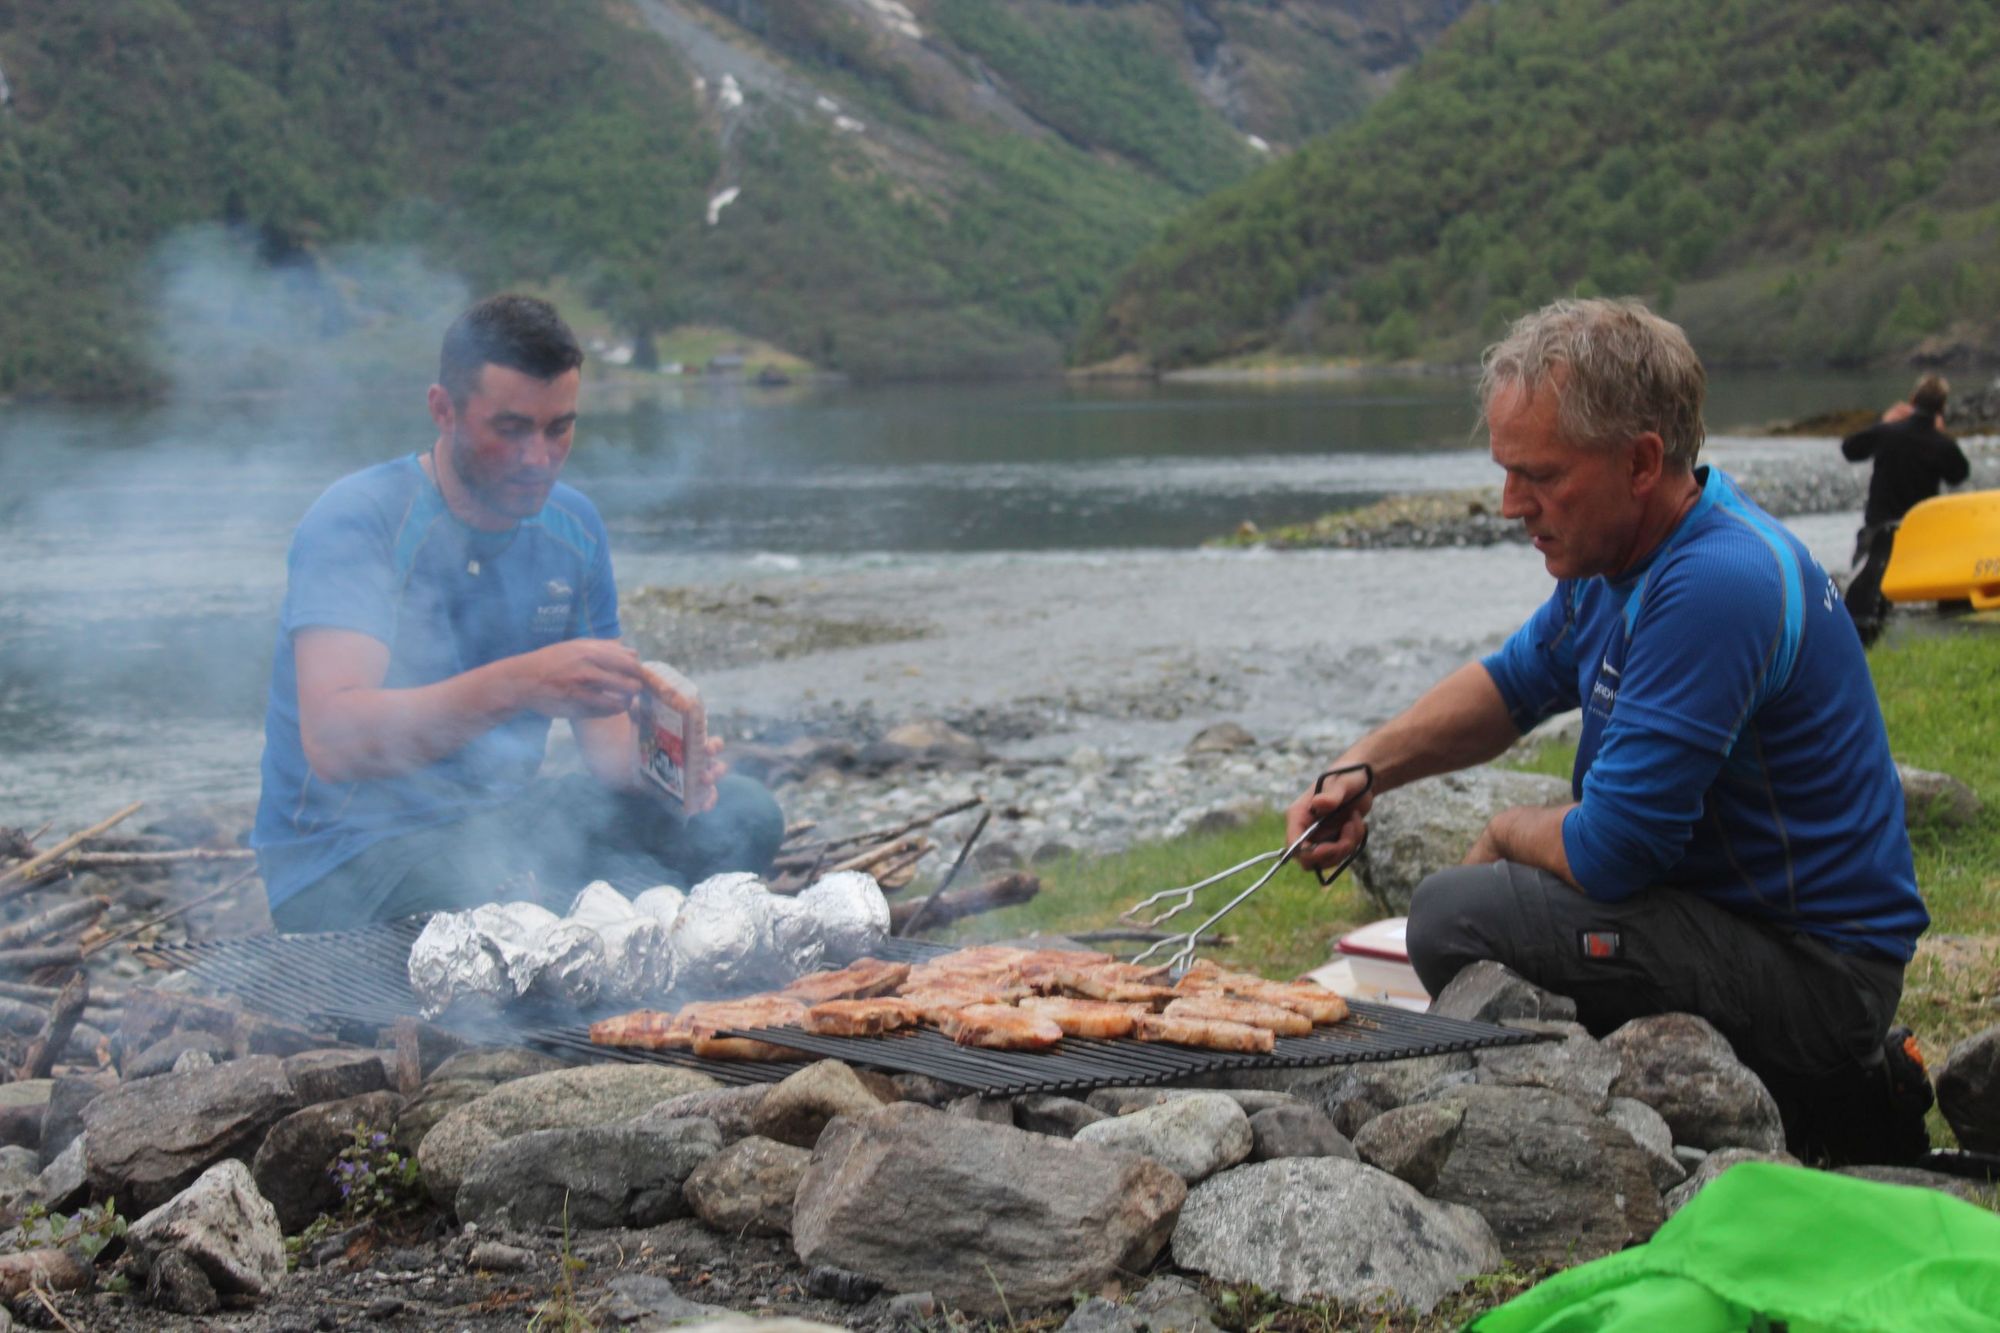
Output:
[1713, 491, 1803, 698]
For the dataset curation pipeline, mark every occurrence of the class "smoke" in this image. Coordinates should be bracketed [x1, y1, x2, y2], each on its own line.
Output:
[0, 226, 472, 824]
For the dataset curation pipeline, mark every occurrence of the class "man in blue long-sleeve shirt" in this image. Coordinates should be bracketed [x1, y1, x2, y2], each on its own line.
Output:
[1286, 299, 1931, 1165]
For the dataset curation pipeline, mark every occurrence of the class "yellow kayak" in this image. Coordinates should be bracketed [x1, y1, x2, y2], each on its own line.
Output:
[1880, 489, 2000, 608]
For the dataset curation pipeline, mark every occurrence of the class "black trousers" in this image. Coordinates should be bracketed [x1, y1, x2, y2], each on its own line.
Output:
[1843, 523, 1897, 647]
[1406, 860, 1910, 1164]
[270, 773, 786, 933]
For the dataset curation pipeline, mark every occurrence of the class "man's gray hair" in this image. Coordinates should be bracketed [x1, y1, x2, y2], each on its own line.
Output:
[1480, 298, 1706, 469]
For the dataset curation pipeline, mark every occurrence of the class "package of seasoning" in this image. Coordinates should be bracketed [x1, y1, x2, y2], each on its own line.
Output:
[635, 660, 713, 814]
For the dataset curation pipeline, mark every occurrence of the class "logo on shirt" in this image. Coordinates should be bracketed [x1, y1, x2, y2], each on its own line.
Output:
[532, 580, 576, 636]
[545, 579, 573, 601]
[1588, 660, 1620, 720]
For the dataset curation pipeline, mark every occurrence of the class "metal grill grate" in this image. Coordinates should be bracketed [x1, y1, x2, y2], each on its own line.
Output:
[139, 922, 1549, 1094]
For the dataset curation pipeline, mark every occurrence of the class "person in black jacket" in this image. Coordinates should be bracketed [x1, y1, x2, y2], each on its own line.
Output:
[1839, 374, 1970, 645]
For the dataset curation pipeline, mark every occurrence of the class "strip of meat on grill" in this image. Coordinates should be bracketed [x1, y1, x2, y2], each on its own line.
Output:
[802, 997, 923, 1036]
[1164, 992, 1311, 1037]
[1132, 1011, 1275, 1053]
[588, 1008, 693, 1050]
[682, 995, 809, 1060]
[939, 1002, 1064, 1051]
[1175, 960, 1350, 1025]
[780, 957, 911, 1004]
[1016, 995, 1139, 1039]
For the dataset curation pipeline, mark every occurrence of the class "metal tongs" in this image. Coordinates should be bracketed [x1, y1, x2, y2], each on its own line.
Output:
[1124, 763, 1373, 975]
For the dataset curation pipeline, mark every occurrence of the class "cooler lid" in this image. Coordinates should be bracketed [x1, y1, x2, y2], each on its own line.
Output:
[1336, 916, 1410, 962]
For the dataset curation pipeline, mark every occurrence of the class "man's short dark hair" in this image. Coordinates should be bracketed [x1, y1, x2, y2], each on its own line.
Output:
[439, 295, 584, 406]
[1911, 373, 1950, 418]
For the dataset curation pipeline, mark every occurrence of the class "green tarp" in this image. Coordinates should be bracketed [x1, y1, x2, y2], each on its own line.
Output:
[1472, 1162, 2000, 1332]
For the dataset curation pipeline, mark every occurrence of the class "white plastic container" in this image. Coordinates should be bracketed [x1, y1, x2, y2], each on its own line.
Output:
[1320, 917, 1429, 1010]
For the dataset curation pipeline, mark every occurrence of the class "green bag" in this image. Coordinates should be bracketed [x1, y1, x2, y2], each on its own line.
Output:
[1471, 1162, 2000, 1332]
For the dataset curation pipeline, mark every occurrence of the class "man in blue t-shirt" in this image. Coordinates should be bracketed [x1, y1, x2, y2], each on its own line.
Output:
[252, 296, 783, 931]
[1285, 299, 1932, 1165]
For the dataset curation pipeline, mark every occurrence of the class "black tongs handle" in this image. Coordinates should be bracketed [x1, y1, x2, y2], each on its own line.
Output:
[1306, 762, 1374, 887]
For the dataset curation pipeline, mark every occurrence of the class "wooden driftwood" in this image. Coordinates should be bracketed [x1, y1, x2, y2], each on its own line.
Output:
[0, 947, 84, 976]
[888, 871, 1038, 933]
[0, 898, 108, 952]
[57, 848, 254, 869]
[17, 970, 88, 1080]
[0, 801, 143, 899]
[82, 868, 257, 958]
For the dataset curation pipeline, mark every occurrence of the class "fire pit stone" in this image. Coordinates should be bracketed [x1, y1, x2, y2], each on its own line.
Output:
[81, 1052, 300, 1211]
[454, 1118, 722, 1230]
[1073, 1092, 1253, 1184]
[750, 1060, 889, 1149]
[251, 1089, 407, 1234]
[683, 1134, 811, 1237]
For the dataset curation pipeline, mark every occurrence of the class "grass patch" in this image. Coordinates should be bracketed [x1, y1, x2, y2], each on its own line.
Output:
[944, 811, 1369, 982]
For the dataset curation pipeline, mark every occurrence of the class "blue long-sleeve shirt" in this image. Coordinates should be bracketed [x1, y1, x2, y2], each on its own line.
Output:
[1481, 467, 1926, 962]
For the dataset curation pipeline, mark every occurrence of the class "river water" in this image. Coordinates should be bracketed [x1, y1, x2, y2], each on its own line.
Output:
[0, 369, 1909, 826]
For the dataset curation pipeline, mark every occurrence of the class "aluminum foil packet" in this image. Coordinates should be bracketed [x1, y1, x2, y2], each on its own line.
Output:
[519, 919, 609, 1007]
[766, 893, 827, 978]
[467, 900, 562, 995]
[598, 913, 674, 1002]
[667, 874, 779, 991]
[566, 881, 638, 929]
[407, 911, 509, 1019]
[632, 884, 686, 931]
[799, 870, 891, 963]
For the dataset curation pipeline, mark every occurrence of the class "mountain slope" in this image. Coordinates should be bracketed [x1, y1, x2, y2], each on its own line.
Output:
[0, 0, 1471, 398]
[1083, 0, 2000, 371]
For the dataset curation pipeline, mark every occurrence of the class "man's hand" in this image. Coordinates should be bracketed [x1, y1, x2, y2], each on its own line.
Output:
[1285, 768, 1374, 875]
[1462, 804, 1581, 889]
[511, 639, 647, 718]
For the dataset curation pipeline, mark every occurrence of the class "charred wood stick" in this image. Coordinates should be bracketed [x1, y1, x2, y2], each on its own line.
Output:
[57, 848, 255, 869]
[0, 898, 108, 951]
[0, 979, 130, 1007]
[17, 970, 88, 1080]
[781, 820, 817, 841]
[828, 836, 931, 877]
[871, 848, 931, 891]
[810, 797, 985, 854]
[888, 870, 1036, 934]
[896, 809, 990, 937]
[82, 865, 260, 957]
[0, 947, 83, 975]
[0, 802, 144, 899]
[0, 1247, 92, 1301]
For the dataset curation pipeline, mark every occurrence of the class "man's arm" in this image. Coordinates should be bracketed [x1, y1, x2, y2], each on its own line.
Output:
[296, 629, 646, 783]
[1461, 801, 1579, 886]
[1286, 662, 1523, 873]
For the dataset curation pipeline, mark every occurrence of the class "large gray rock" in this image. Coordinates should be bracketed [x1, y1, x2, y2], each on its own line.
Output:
[684, 1135, 811, 1237]
[83, 1054, 300, 1211]
[1247, 1104, 1354, 1162]
[1074, 1094, 1253, 1183]
[393, 1078, 487, 1157]
[1086, 1087, 1301, 1118]
[792, 1103, 1185, 1315]
[1352, 1101, 1465, 1195]
[35, 1135, 88, 1212]
[1897, 764, 1981, 828]
[281, 1050, 390, 1107]
[126, 1031, 235, 1081]
[40, 1074, 114, 1160]
[1936, 1023, 2000, 1154]
[418, 1064, 716, 1204]
[0, 1145, 40, 1219]
[1016, 1095, 1109, 1138]
[1605, 1097, 1686, 1192]
[1355, 769, 1572, 912]
[126, 1159, 285, 1298]
[1663, 1149, 1799, 1216]
[455, 1118, 722, 1230]
[251, 1091, 405, 1234]
[1172, 1157, 1500, 1312]
[751, 1061, 887, 1149]
[1293, 1054, 1476, 1136]
[1426, 1085, 1664, 1263]
[636, 1085, 771, 1142]
[1604, 1013, 1784, 1152]
[1429, 961, 1578, 1025]
[426, 1047, 567, 1086]
[1472, 1021, 1621, 1113]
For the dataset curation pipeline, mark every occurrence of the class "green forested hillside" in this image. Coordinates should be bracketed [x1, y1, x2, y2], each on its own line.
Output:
[0, 0, 1460, 398]
[1084, 0, 2000, 371]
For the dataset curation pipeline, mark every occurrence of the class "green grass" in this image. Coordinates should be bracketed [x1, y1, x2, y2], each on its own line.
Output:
[943, 811, 1369, 982]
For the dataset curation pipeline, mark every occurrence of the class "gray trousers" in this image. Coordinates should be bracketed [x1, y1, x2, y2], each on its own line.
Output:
[1406, 860, 1907, 1161]
[270, 773, 786, 933]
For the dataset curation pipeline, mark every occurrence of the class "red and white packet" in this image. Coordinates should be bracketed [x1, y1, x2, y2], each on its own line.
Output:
[634, 660, 714, 815]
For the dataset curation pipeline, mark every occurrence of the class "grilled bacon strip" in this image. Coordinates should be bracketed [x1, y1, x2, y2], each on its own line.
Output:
[1034, 965, 1178, 1008]
[781, 958, 911, 1005]
[802, 997, 922, 1036]
[1131, 1011, 1275, 1053]
[1165, 993, 1311, 1037]
[943, 1003, 1064, 1051]
[1175, 961, 1349, 1025]
[1017, 995, 1140, 1039]
[588, 1008, 692, 1050]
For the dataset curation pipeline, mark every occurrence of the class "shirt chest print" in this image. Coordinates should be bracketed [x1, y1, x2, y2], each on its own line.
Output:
[532, 578, 575, 636]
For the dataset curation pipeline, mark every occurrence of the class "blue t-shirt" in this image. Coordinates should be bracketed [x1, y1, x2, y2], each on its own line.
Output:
[1481, 466, 1926, 962]
[252, 456, 621, 907]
